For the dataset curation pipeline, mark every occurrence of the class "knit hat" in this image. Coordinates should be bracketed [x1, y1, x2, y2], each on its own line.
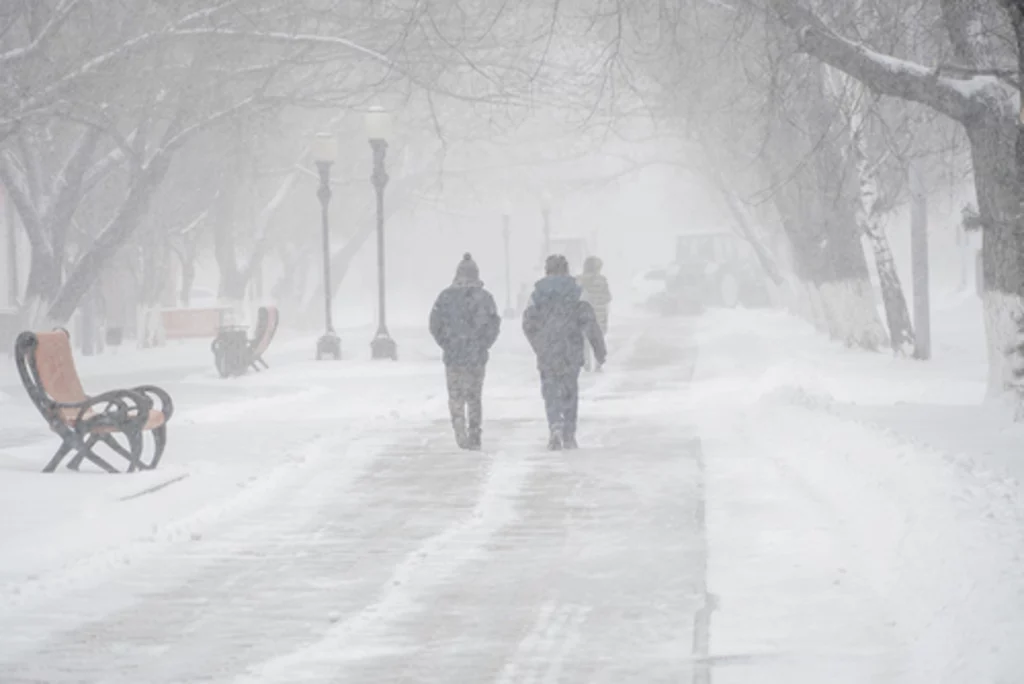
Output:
[545, 254, 569, 276]
[455, 252, 480, 282]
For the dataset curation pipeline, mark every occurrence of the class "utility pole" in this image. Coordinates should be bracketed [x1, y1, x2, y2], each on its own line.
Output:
[910, 164, 931, 360]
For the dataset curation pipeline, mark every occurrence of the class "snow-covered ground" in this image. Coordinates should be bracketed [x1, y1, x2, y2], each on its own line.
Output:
[1, 294, 1023, 682]
[690, 300, 1024, 682]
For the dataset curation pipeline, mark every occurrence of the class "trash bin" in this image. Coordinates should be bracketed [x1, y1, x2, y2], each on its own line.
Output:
[212, 325, 249, 378]
[105, 327, 124, 347]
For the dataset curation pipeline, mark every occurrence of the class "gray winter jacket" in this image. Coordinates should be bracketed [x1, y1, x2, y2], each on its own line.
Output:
[429, 278, 501, 367]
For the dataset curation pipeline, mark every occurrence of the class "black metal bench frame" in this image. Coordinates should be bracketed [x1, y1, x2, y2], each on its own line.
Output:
[211, 305, 279, 378]
[15, 330, 175, 474]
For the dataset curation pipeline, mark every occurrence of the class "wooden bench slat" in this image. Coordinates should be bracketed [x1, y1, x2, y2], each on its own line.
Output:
[33, 331, 88, 407]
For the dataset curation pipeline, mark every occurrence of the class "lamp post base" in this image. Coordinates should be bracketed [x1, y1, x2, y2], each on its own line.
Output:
[316, 331, 342, 360]
[371, 332, 398, 360]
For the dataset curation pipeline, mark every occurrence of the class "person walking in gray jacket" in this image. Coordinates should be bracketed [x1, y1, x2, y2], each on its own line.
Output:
[429, 254, 501, 450]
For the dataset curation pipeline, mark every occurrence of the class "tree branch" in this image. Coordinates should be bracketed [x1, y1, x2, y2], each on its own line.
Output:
[0, 154, 44, 252]
[769, 0, 976, 123]
[0, 0, 83, 65]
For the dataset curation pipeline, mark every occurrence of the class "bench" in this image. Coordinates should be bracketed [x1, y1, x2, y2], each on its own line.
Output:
[15, 329, 174, 473]
[161, 307, 232, 340]
[248, 305, 279, 371]
[210, 305, 279, 378]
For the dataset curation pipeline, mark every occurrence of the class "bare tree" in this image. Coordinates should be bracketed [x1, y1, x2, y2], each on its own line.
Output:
[764, 0, 1020, 394]
[0, 0, 537, 326]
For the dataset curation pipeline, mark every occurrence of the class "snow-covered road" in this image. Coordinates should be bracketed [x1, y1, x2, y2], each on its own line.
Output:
[2, 309, 1024, 682]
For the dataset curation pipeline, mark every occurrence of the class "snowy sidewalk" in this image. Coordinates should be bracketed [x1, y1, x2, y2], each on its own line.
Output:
[0, 315, 704, 683]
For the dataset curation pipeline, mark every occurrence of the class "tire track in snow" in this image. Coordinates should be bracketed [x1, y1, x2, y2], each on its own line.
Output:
[493, 600, 591, 684]
[236, 447, 532, 684]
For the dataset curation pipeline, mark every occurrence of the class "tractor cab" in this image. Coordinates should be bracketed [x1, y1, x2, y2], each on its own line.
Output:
[672, 231, 768, 308]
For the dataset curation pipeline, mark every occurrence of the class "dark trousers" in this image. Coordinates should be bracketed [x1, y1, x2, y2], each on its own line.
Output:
[446, 364, 485, 440]
[540, 370, 579, 438]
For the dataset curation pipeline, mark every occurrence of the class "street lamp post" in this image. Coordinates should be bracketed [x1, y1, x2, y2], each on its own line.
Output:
[502, 206, 515, 319]
[367, 106, 397, 361]
[540, 191, 552, 260]
[313, 132, 341, 360]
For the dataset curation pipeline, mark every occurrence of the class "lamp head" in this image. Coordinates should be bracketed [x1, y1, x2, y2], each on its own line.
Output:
[312, 132, 336, 164]
[364, 105, 392, 142]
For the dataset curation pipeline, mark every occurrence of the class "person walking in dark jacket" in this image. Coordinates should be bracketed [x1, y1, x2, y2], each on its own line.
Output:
[430, 254, 501, 450]
[523, 254, 607, 450]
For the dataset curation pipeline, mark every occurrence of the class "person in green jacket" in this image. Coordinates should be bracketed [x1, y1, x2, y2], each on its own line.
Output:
[577, 256, 612, 371]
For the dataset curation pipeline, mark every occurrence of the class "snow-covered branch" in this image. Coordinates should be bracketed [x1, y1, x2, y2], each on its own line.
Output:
[770, 0, 979, 122]
[160, 94, 263, 153]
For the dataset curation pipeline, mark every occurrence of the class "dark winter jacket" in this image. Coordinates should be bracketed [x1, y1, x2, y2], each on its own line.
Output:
[429, 277, 501, 367]
[522, 275, 607, 373]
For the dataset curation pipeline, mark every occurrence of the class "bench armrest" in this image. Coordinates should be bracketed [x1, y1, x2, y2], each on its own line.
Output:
[133, 385, 174, 421]
[57, 389, 152, 435]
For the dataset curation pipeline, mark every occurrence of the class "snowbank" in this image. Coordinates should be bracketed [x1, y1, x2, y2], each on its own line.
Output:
[690, 300, 1024, 682]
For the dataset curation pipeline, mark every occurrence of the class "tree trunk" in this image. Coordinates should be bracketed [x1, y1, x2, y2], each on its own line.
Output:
[22, 248, 60, 325]
[211, 169, 291, 306]
[764, 78, 886, 348]
[299, 221, 376, 326]
[212, 179, 247, 303]
[1003, 0, 1024, 410]
[819, 45, 915, 355]
[46, 155, 171, 324]
[868, 223, 915, 356]
[760, 9, 887, 349]
[770, 0, 1024, 393]
[969, 118, 1023, 396]
[179, 251, 196, 307]
[708, 170, 785, 287]
[847, 85, 915, 355]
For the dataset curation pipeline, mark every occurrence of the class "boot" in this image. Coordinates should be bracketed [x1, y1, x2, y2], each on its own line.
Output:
[563, 434, 579, 450]
[547, 422, 563, 451]
[466, 428, 482, 451]
[452, 417, 468, 449]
